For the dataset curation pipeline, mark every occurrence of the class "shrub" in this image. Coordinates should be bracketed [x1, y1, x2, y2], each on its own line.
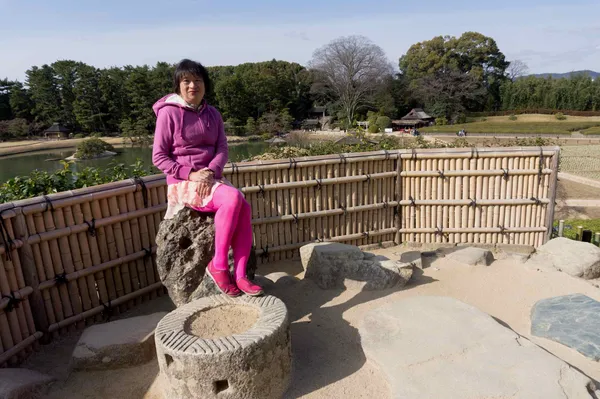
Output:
[508, 114, 518, 121]
[90, 132, 103, 138]
[74, 133, 85, 139]
[375, 116, 392, 130]
[435, 117, 448, 126]
[455, 114, 467, 124]
[368, 123, 380, 133]
[74, 138, 115, 159]
[555, 112, 567, 120]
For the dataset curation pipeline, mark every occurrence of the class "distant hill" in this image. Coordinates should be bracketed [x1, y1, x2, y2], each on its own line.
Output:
[524, 70, 599, 79]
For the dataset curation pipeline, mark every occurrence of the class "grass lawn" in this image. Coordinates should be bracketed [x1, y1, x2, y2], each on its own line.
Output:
[580, 126, 600, 135]
[553, 218, 600, 241]
[422, 114, 600, 135]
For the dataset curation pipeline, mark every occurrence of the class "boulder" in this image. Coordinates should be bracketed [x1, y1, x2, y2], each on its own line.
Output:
[71, 312, 167, 371]
[0, 369, 55, 399]
[527, 237, 600, 279]
[447, 247, 495, 266]
[531, 294, 600, 362]
[400, 251, 423, 269]
[300, 242, 413, 290]
[360, 296, 597, 398]
[156, 208, 257, 306]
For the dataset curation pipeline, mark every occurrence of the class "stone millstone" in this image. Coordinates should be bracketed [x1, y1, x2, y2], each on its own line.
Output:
[359, 296, 597, 398]
[300, 242, 413, 290]
[527, 237, 600, 279]
[0, 369, 55, 399]
[531, 294, 600, 361]
[71, 312, 167, 371]
[155, 295, 291, 399]
[447, 247, 494, 266]
[156, 207, 257, 306]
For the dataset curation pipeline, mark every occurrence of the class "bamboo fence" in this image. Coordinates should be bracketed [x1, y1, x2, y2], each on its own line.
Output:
[0, 146, 559, 365]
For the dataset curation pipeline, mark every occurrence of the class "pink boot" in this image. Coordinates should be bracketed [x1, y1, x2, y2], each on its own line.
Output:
[206, 261, 241, 297]
[236, 277, 264, 296]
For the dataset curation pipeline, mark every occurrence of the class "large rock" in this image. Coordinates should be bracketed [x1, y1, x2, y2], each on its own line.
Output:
[447, 246, 495, 266]
[300, 242, 413, 290]
[527, 237, 600, 279]
[156, 208, 257, 306]
[360, 296, 597, 398]
[71, 312, 167, 371]
[0, 369, 55, 399]
[532, 294, 600, 361]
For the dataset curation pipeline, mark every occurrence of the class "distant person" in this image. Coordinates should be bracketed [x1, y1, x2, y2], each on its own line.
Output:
[152, 59, 263, 297]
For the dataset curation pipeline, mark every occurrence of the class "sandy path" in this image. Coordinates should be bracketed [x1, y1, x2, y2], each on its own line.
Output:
[25, 246, 600, 398]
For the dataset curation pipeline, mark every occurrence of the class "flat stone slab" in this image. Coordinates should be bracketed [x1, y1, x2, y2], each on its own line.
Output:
[360, 296, 596, 398]
[447, 246, 494, 266]
[0, 368, 55, 399]
[532, 294, 600, 361]
[71, 312, 167, 371]
[300, 243, 413, 290]
[527, 237, 600, 279]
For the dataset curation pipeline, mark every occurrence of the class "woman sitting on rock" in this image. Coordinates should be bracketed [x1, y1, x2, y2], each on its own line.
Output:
[152, 59, 263, 297]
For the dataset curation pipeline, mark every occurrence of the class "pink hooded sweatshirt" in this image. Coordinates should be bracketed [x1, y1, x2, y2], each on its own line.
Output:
[152, 94, 228, 185]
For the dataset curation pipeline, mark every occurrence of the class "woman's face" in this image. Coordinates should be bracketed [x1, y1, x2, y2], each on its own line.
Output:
[179, 74, 205, 106]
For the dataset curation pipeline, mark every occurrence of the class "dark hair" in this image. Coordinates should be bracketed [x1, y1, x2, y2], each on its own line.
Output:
[173, 59, 211, 95]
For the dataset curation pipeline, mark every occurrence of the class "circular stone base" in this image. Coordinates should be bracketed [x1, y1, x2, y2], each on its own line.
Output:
[155, 295, 291, 399]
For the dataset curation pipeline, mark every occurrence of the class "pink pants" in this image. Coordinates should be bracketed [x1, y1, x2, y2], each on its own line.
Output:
[193, 184, 253, 280]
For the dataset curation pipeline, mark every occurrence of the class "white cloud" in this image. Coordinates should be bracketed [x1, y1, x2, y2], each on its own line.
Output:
[1, 3, 599, 81]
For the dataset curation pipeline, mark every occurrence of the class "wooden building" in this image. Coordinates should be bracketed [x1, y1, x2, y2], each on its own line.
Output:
[43, 123, 70, 140]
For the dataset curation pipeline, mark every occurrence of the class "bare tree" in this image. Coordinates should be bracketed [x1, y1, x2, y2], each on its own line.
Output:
[507, 59, 530, 81]
[309, 35, 393, 128]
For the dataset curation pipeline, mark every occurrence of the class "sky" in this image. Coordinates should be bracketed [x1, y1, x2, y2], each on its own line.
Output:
[1, 0, 599, 81]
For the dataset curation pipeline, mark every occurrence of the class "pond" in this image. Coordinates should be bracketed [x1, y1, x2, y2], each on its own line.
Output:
[0, 142, 270, 184]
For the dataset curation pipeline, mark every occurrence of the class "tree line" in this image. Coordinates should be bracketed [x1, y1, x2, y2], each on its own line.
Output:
[1, 31, 599, 140]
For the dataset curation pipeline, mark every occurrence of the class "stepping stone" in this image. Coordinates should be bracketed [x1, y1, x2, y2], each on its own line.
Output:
[531, 294, 600, 361]
[0, 368, 55, 399]
[527, 237, 600, 279]
[400, 251, 422, 269]
[447, 247, 494, 266]
[71, 312, 167, 371]
[300, 243, 413, 290]
[359, 296, 596, 398]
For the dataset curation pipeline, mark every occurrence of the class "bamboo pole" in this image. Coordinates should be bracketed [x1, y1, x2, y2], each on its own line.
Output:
[108, 196, 131, 311]
[117, 194, 141, 307]
[126, 192, 149, 303]
[46, 282, 163, 333]
[133, 187, 157, 300]
[544, 151, 560, 244]
[0, 332, 43, 366]
[0, 255, 24, 363]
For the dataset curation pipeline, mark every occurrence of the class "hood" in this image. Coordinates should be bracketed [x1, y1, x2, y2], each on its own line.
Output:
[152, 94, 207, 116]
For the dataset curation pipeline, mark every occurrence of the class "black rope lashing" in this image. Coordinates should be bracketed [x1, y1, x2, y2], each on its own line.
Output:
[260, 245, 269, 259]
[143, 247, 153, 259]
[362, 231, 370, 239]
[411, 148, 417, 160]
[530, 197, 542, 205]
[409, 196, 417, 207]
[470, 148, 479, 159]
[288, 158, 297, 170]
[54, 272, 68, 285]
[502, 168, 510, 180]
[230, 162, 239, 174]
[382, 201, 389, 209]
[0, 213, 15, 261]
[498, 225, 508, 235]
[314, 178, 322, 190]
[258, 184, 266, 196]
[340, 204, 347, 215]
[383, 149, 390, 160]
[133, 177, 149, 208]
[42, 195, 54, 212]
[438, 170, 446, 179]
[316, 237, 324, 243]
[84, 218, 96, 237]
[99, 298, 113, 321]
[365, 174, 371, 184]
[292, 214, 299, 224]
[2, 292, 21, 312]
[339, 153, 347, 164]
[435, 227, 449, 242]
[469, 199, 477, 208]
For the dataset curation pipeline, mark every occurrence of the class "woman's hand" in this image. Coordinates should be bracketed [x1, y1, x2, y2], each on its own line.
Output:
[189, 169, 215, 184]
[196, 181, 212, 199]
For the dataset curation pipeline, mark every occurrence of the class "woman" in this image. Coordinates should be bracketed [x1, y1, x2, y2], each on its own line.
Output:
[152, 59, 263, 297]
